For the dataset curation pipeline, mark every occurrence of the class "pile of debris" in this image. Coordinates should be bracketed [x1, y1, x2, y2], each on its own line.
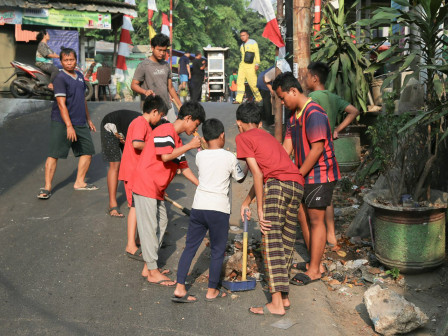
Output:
[222, 235, 262, 282]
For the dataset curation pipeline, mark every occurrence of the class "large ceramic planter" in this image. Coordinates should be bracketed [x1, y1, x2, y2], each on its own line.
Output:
[364, 189, 447, 274]
[334, 125, 362, 172]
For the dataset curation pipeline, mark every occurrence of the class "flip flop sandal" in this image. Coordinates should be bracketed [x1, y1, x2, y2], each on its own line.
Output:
[37, 188, 51, 200]
[171, 293, 197, 303]
[291, 262, 307, 272]
[107, 206, 125, 218]
[74, 183, 98, 191]
[289, 273, 320, 286]
[126, 247, 143, 261]
[248, 304, 285, 317]
[205, 289, 227, 302]
[147, 279, 176, 287]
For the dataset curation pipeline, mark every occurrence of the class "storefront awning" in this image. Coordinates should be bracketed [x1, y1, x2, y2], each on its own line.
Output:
[0, 0, 137, 17]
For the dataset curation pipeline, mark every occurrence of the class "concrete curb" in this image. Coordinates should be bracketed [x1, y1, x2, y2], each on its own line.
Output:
[0, 98, 52, 127]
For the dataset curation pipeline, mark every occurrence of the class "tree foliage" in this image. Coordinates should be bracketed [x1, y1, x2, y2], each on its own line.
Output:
[86, 0, 277, 76]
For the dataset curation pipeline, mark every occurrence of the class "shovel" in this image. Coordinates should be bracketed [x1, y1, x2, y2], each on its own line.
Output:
[164, 196, 191, 216]
[222, 209, 256, 291]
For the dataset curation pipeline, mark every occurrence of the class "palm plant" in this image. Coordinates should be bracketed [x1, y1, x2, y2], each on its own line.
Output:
[311, 0, 373, 112]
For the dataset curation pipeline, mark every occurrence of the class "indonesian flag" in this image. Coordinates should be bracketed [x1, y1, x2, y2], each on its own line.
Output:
[248, 0, 285, 48]
[161, 13, 170, 37]
[116, 0, 135, 79]
[148, 0, 157, 41]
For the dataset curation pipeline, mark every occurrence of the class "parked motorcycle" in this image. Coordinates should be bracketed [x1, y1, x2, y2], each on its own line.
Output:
[5, 61, 93, 100]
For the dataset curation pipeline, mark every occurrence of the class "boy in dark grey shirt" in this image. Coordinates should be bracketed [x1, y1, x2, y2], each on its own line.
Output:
[131, 34, 181, 122]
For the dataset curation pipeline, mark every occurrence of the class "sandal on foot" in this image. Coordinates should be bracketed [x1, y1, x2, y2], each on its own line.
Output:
[37, 188, 51, 199]
[290, 273, 320, 286]
[205, 289, 227, 302]
[171, 293, 197, 303]
[126, 247, 143, 261]
[108, 206, 125, 218]
[248, 304, 285, 317]
[74, 183, 98, 191]
[147, 279, 176, 287]
[291, 262, 307, 272]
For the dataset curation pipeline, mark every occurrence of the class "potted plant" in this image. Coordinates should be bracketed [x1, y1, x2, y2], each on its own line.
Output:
[311, 0, 373, 112]
[360, 0, 448, 273]
[311, 0, 373, 171]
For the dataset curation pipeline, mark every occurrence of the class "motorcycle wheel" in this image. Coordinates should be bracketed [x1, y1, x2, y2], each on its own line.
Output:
[10, 76, 33, 98]
[85, 81, 93, 101]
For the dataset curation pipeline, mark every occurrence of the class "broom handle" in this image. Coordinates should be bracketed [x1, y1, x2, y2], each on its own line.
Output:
[242, 210, 248, 281]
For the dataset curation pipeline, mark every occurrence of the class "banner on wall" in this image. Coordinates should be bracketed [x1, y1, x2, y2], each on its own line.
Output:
[0, 9, 22, 25]
[23, 9, 111, 29]
[47, 30, 80, 68]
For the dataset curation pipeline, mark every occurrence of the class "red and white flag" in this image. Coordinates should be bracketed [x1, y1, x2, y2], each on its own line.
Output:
[116, 0, 135, 79]
[161, 13, 170, 37]
[148, 0, 158, 41]
[248, 0, 285, 48]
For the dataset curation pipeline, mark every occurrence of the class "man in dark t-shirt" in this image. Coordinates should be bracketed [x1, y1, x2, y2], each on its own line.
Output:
[190, 51, 206, 102]
[178, 52, 191, 94]
[101, 109, 141, 217]
[38, 48, 97, 200]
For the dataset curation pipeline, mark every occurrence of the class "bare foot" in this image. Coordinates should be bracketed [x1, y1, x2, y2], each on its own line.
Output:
[141, 267, 171, 278]
[249, 302, 285, 316]
[146, 269, 176, 286]
[126, 245, 140, 256]
[292, 262, 326, 274]
[206, 288, 226, 300]
[303, 270, 322, 281]
[281, 294, 290, 309]
[173, 286, 197, 302]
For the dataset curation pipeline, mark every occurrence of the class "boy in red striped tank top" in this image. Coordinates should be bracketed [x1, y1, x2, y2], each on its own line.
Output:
[273, 72, 340, 286]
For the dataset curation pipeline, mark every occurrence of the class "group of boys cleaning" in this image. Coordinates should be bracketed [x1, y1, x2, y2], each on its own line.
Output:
[36, 41, 358, 315]
[117, 64, 358, 317]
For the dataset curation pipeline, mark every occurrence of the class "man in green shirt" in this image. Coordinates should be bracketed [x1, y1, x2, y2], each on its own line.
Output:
[305, 61, 359, 250]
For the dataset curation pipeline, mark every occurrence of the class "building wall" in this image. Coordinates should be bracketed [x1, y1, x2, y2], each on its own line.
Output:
[0, 25, 16, 93]
[0, 26, 38, 94]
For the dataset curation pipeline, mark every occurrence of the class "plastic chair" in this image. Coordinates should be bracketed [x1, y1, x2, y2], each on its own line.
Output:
[96, 66, 112, 101]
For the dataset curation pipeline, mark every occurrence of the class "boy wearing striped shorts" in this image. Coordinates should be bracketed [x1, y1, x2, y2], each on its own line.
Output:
[236, 102, 304, 316]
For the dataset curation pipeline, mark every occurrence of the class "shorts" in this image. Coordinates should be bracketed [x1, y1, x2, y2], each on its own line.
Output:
[179, 74, 189, 83]
[124, 181, 135, 208]
[101, 124, 123, 162]
[303, 181, 336, 208]
[49, 121, 95, 159]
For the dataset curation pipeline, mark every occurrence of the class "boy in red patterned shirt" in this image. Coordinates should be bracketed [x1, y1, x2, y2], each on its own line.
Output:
[132, 102, 205, 286]
[273, 72, 340, 286]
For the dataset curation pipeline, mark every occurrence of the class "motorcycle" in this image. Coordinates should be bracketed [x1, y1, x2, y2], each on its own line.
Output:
[5, 61, 94, 101]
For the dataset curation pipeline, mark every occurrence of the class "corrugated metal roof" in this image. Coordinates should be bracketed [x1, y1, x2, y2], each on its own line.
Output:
[0, 0, 137, 16]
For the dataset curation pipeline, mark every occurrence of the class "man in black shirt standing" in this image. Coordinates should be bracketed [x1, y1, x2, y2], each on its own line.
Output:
[178, 51, 191, 95]
[190, 51, 206, 102]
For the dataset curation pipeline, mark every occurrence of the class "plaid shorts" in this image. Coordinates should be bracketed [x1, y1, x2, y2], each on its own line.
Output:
[262, 178, 304, 293]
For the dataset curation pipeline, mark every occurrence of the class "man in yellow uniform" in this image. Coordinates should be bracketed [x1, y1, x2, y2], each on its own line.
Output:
[234, 30, 262, 104]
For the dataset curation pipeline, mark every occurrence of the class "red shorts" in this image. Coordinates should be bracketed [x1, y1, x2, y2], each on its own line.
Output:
[124, 181, 135, 208]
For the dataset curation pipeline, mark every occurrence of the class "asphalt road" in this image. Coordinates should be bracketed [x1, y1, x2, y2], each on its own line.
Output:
[0, 101, 344, 336]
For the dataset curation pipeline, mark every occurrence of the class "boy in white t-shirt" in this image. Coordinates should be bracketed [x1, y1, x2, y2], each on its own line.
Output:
[172, 118, 247, 303]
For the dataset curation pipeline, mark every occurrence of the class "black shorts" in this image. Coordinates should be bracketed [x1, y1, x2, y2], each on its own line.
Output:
[303, 181, 336, 208]
[100, 124, 123, 162]
[49, 121, 95, 158]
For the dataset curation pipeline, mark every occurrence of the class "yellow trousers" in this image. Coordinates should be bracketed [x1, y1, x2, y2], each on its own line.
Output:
[235, 63, 262, 103]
